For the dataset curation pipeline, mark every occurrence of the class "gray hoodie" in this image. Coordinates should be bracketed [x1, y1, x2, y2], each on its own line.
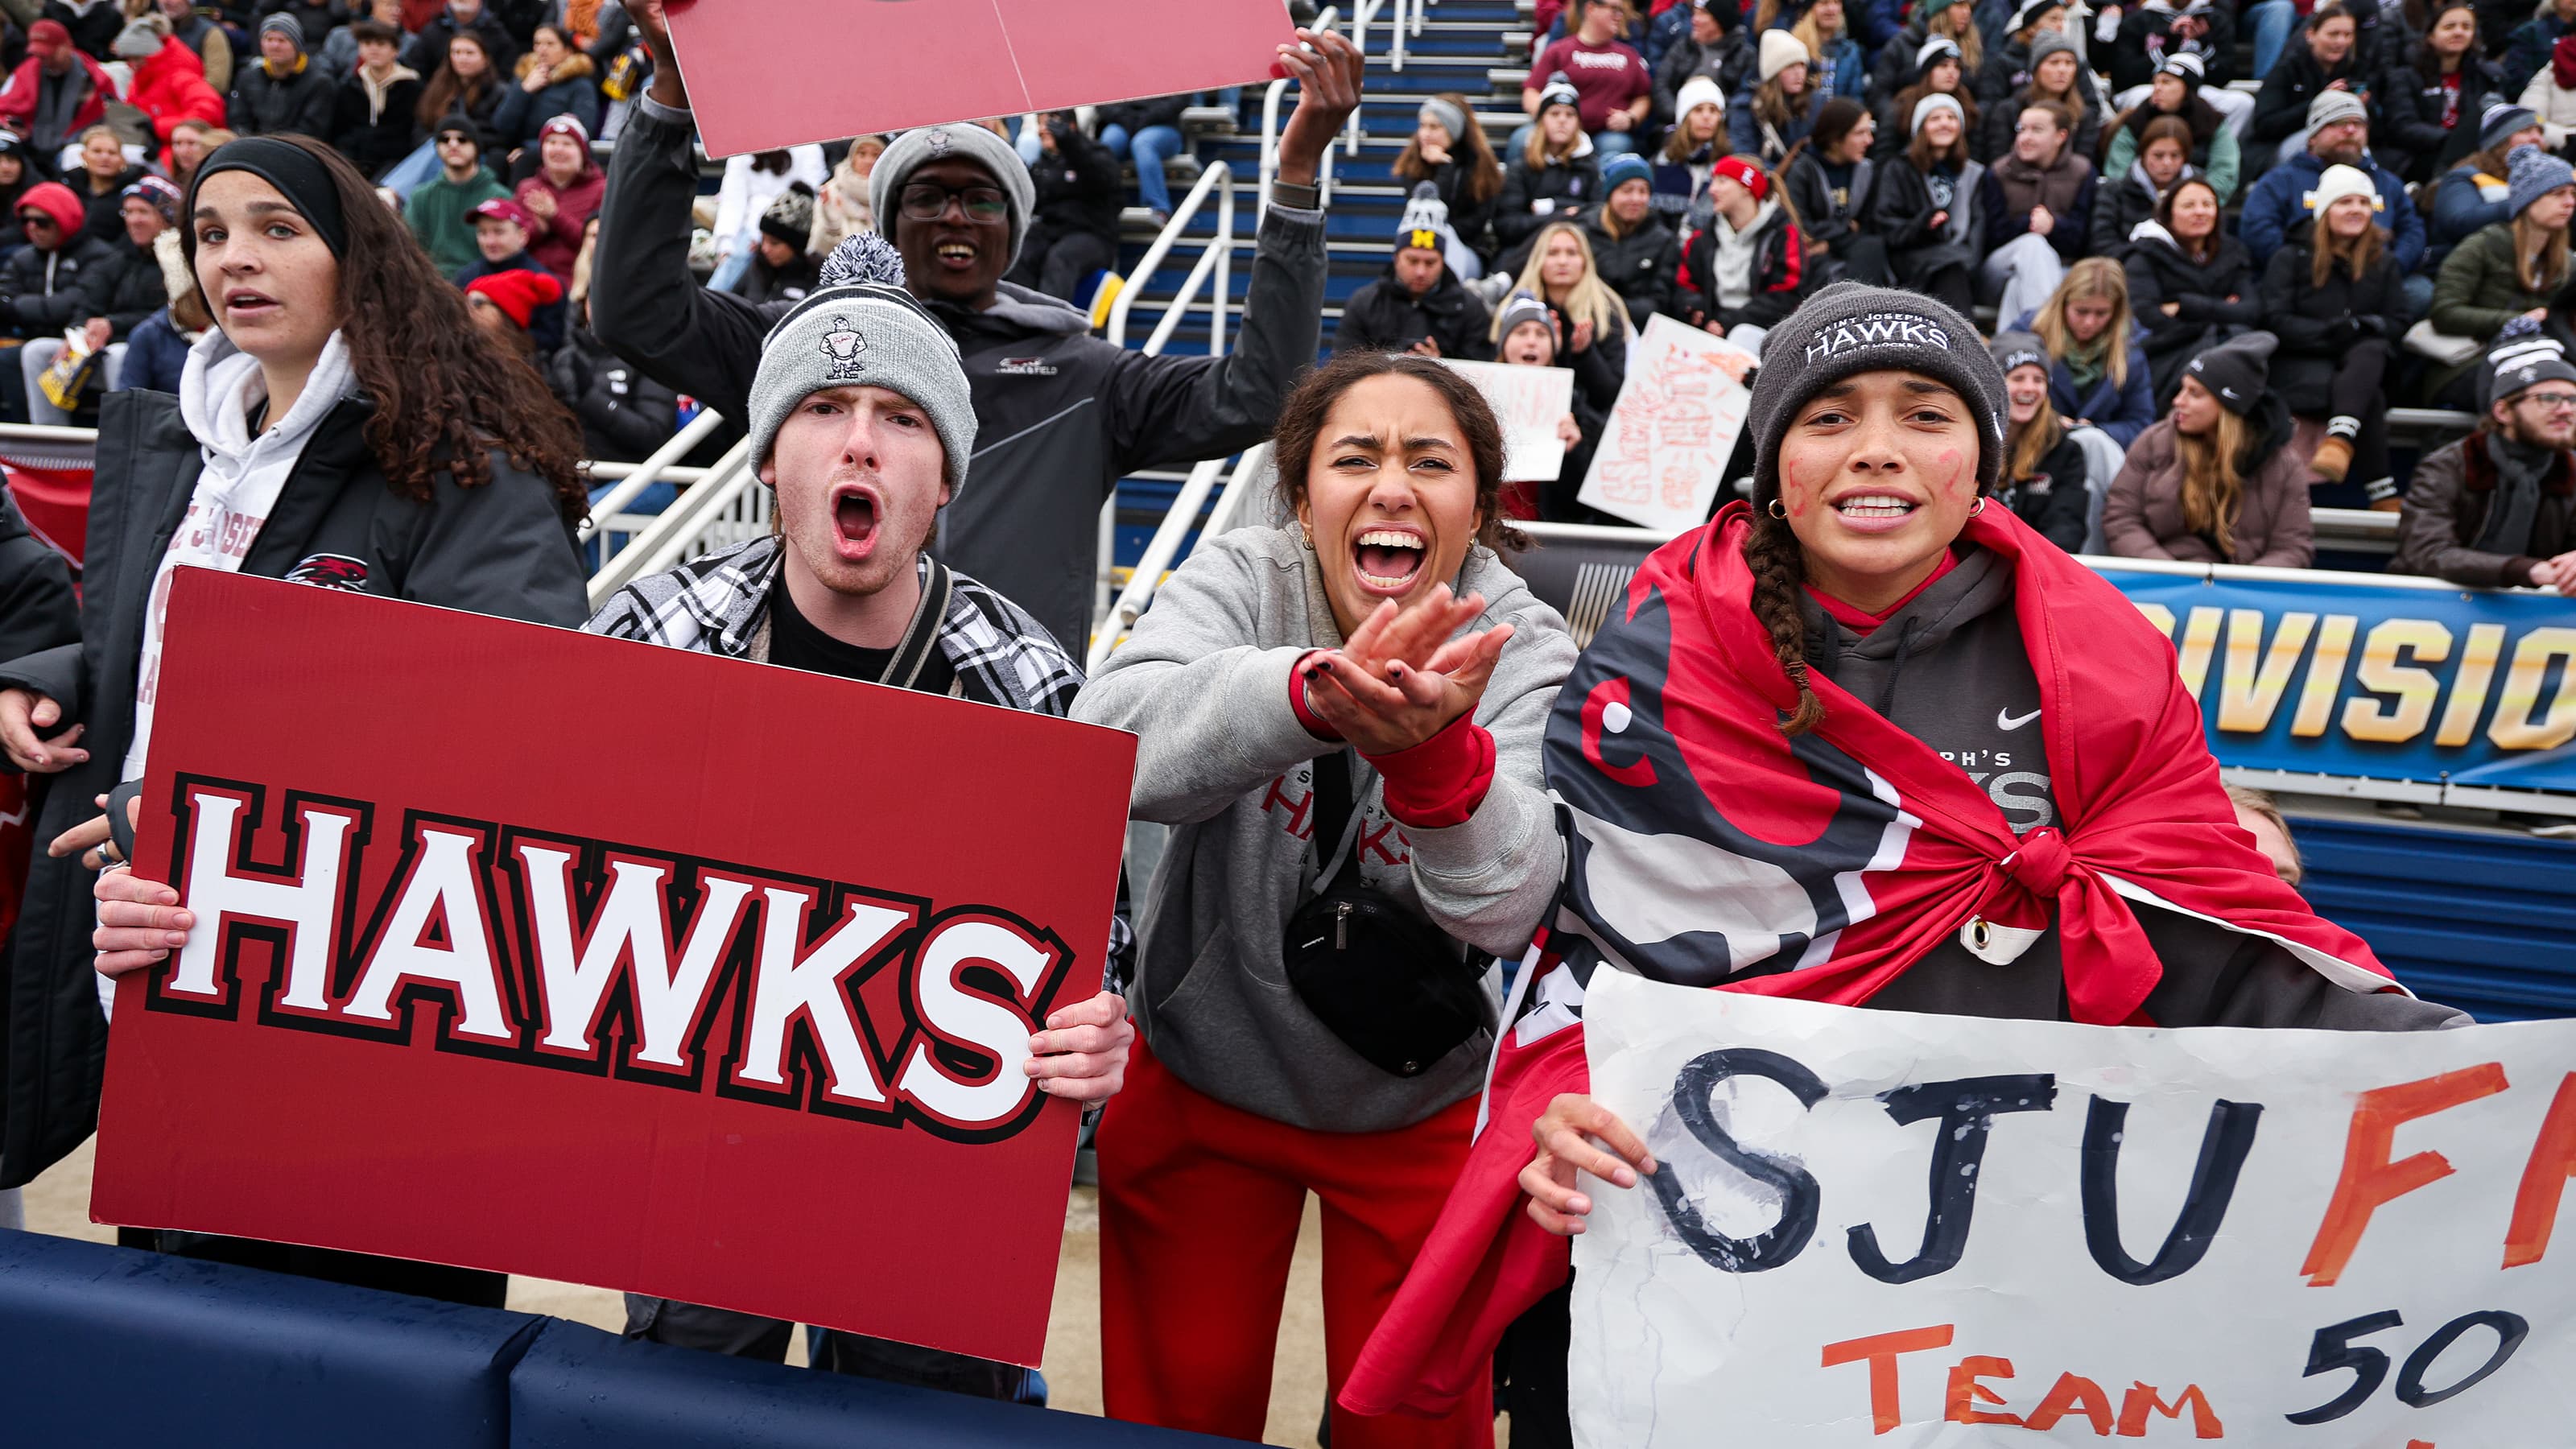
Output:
[1072, 526, 1577, 1132]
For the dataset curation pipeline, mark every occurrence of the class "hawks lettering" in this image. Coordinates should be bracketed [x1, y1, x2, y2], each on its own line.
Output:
[1802, 312, 1956, 365]
[155, 778, 1073, 1141]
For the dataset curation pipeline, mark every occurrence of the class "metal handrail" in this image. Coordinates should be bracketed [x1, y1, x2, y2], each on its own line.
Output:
[1088, 444, 1275, 673]
[1088, 455, 1227, 672]
[1105, 160, 1236, 358]
[584, 433, 758, 605]
[579, 407, 729, 542]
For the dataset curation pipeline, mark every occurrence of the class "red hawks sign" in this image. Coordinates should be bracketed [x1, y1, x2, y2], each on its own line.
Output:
[90, 571, 1136, 1366]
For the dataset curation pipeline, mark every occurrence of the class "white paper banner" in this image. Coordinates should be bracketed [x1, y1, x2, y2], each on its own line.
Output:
[1571, 972, 2576, 1446]
[1439, 358, 1576, 482]
[1576, 313, 1752, 531]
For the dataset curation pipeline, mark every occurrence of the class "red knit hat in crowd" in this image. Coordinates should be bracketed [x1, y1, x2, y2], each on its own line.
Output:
[464, 268, 562, 331]
[16, 181, 85, 238]
[1710, 154, 1769, 201]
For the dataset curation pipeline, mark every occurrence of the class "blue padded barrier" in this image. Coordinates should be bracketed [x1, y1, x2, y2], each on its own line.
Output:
[0, 1231, 540, 1448]
[508, 1319, 1244, 1449]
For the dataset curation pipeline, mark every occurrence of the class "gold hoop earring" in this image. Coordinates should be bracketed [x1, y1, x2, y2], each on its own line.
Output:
[1967, 497, 1987, 517]
[1766, 498, 1787, 519]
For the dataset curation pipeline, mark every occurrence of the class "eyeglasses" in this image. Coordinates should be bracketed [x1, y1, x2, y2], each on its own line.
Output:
[436, 133, 474, 146]
[898, 183, 1008, 222]
[18, 213, 54, 229]
[2519, 392, 2576, 411]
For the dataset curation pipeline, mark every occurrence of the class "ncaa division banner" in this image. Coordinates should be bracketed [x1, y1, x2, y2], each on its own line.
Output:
[2099, 566, 2576, 795]
[1509, 534, 2576, 799]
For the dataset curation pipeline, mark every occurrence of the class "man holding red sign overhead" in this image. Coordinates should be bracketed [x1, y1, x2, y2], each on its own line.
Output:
[591, 0, 1358, 657]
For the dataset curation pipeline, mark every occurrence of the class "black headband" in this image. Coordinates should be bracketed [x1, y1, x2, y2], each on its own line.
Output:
[186, 136, 348, 258]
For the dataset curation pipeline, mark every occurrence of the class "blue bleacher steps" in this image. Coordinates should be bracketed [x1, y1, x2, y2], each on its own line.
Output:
[1104, 0, 1533, 584]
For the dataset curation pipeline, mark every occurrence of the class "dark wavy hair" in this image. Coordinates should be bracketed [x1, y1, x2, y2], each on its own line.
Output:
[1270, 352, 1525, 552]
[182, 134, 587, 522]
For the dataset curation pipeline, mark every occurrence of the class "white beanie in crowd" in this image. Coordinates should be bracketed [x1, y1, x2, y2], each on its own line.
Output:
[1759, 29, 1810, 83]
[1674, 75, 1726, 122]
[2301, 163, 2383, 220]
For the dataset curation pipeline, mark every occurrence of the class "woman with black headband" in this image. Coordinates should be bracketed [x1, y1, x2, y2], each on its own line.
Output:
[0, 135, 590, 1289]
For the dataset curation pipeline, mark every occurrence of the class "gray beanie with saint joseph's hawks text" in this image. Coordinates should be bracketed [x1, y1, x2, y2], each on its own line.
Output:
[748, 283, 977, 492]
[1746, 282, 2007, 510]
[869, 122, 1037, 271]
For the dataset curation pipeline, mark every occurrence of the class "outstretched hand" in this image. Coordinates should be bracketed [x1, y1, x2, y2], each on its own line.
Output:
[1302, 585, 1513, 756]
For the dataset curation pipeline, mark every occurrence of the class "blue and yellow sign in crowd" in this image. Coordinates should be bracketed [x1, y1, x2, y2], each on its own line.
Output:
[2103, 569, 2576, 795]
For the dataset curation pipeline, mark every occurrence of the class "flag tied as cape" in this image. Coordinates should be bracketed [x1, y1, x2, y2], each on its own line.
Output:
[1340, 500, 2400, 1419]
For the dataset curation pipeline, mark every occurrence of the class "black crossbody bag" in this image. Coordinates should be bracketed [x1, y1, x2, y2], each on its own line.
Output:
[1281, 749, 1495, 1078]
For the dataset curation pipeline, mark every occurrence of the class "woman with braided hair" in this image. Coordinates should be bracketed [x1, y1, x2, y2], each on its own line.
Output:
[1342, 281, 2463, 1446]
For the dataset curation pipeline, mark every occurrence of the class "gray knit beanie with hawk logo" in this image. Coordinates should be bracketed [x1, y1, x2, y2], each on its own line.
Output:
[1745, 281, 2007, 511]
[747, 283, 978, 491]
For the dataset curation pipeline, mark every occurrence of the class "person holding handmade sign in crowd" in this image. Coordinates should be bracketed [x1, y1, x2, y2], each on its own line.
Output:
[584, 263, 1134, 1402]
[0, 135, 588, 1265]
[1338, 283, 2467, 1445]
[589, 0, 1350, 656]
[1072, 353, 1577, 1447]
[1493, 291, 1619, 522]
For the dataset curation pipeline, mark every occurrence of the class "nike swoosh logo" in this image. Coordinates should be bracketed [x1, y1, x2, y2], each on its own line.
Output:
[1997, 708, 2042, 731]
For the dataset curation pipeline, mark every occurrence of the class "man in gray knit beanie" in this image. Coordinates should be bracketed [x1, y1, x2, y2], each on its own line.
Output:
[749, 283, 977, 486]
[1744, 281, 2008, 511]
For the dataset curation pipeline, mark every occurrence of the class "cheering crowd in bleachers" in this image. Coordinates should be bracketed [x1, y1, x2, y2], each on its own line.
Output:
[1333, 0, 2576, 588]
[0, 0, 2562, 584]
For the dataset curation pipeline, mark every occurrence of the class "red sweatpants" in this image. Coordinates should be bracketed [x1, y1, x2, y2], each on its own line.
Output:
[1098, 1039, 1492, 1448]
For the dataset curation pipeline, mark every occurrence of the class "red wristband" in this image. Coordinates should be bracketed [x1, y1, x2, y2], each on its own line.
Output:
[1364, 710, 1496, 829]
[1289, 650, 1341, 741]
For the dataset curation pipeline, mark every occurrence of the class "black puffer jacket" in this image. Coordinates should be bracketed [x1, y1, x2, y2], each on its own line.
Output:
[2257, 236, 2409, 415]
[547, 324, 683, 464]
[2370, 56, 2505, 184]
[1026, 121, 1124, 243]
[1974, 85, 2102, 166]
[0, 236, 118, 337]
[1997, 430, 2092, 552]
[2251, 45, 2365, 145]
[2088, 163, 2190, 260]
[1582, 209, 1679, 330]
[1493, 142, 1603, 254]
[0, 389, 588, 1190]
[84, 235, 169, 340]
[1331, 266, 1496, 361]
[2123, 225, 2262, 403]
[2105, 1, 2241, 93]
[1784, 150, 1875, 259]
[1863, 155, 1985, 287]
[228, 59, 340, 138]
